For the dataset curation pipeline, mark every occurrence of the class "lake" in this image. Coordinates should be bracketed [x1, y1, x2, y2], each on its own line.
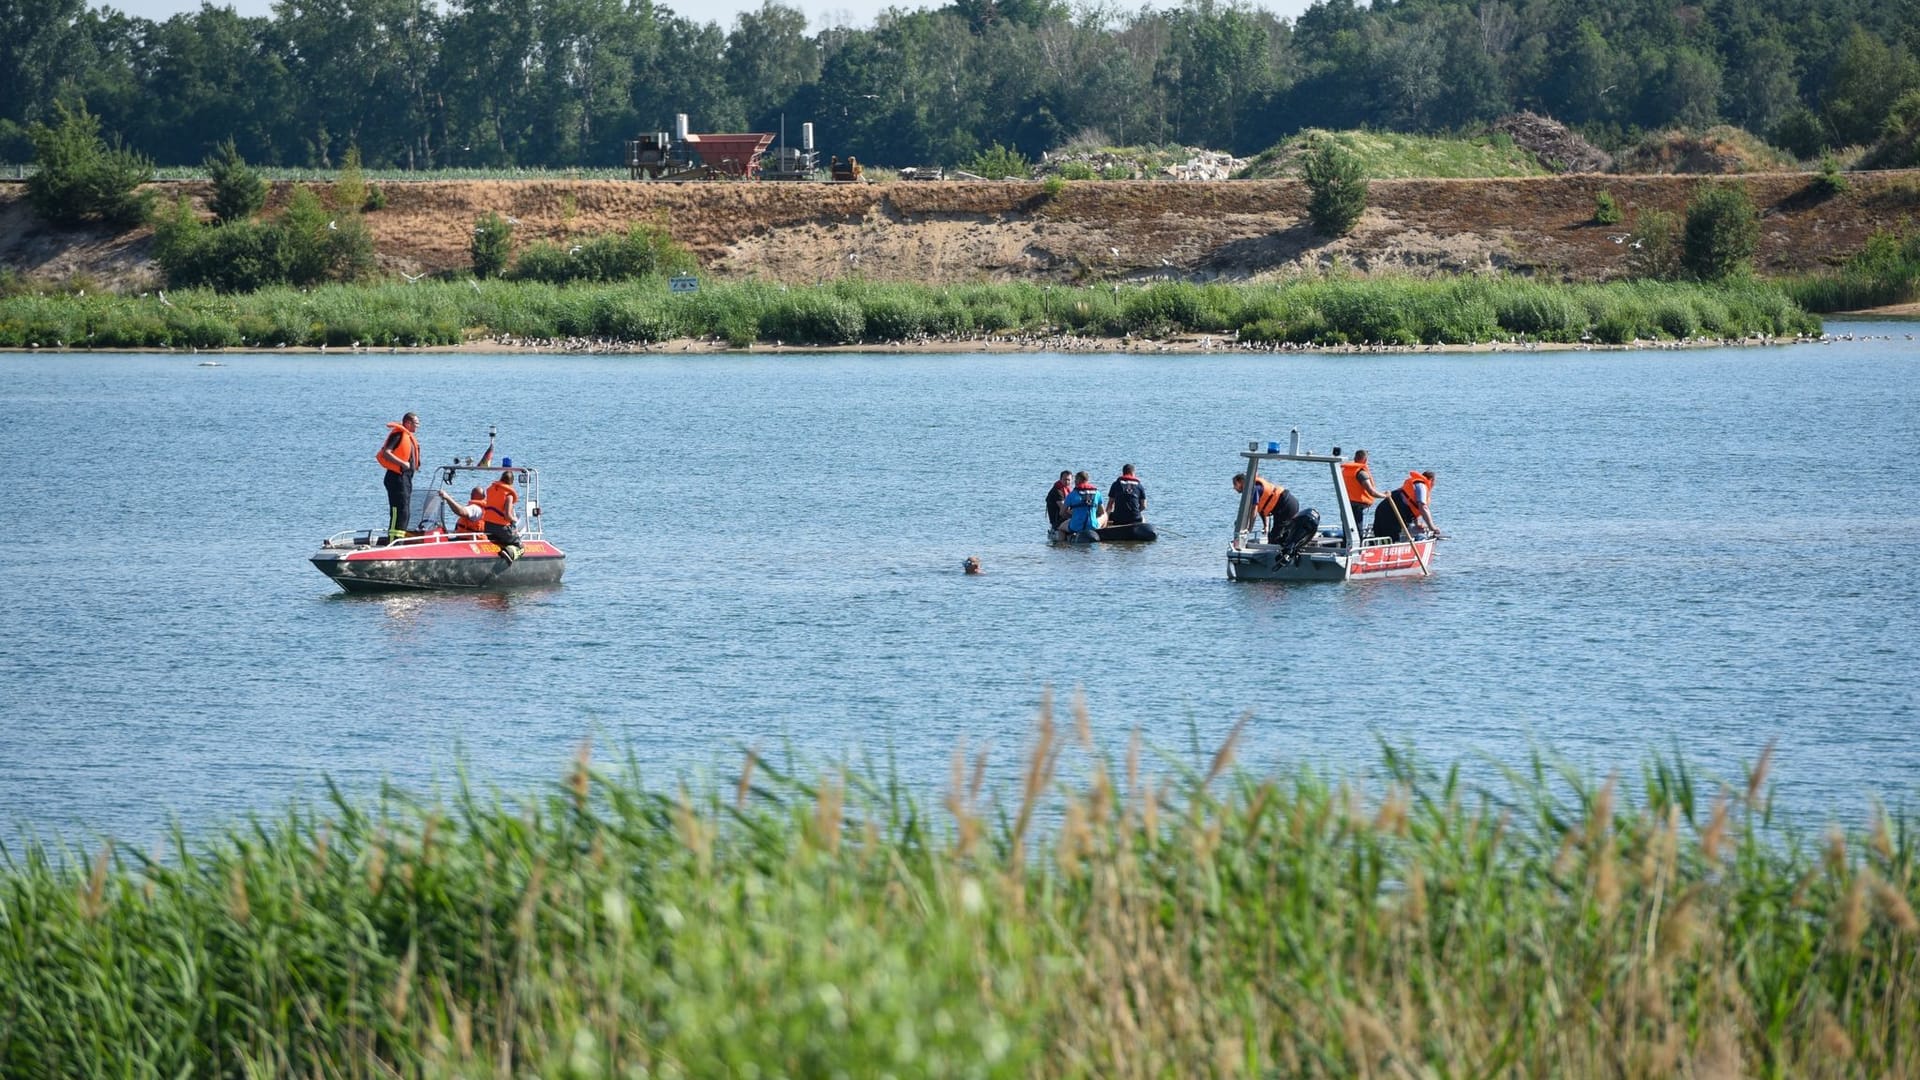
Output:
[3, 325, 1917, 844]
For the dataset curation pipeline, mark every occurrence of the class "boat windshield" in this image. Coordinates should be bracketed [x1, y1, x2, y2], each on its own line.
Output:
[404, 463, 545, 537]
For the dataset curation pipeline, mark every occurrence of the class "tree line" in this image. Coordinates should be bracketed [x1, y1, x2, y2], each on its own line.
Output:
[2, 0, 1917, 170]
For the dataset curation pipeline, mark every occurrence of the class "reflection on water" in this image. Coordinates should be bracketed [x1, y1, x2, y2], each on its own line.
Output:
[2, 328, 1918, 842]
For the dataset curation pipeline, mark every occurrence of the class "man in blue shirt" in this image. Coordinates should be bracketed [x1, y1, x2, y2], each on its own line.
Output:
[1063, 471, 1106, 536]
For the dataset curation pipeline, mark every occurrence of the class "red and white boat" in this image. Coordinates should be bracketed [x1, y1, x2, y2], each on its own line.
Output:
[311, 460, 565, 593]
[1226, 432, 1435, 583]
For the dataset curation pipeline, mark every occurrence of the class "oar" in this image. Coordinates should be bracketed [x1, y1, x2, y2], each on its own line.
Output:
[1379, 496, 1432, 577]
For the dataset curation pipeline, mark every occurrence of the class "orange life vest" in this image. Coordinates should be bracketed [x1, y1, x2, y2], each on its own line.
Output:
[1398, 471, 1432, 513]
[482, 480, 518, 527]
[377, 422, 419, 474]
[1340, 461, 1378, 505]
[451, 500, 485, 535]
[1253, 478, 1286, 517]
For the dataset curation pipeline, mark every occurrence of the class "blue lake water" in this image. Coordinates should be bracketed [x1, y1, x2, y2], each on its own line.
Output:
[3, 325, 1918, 844]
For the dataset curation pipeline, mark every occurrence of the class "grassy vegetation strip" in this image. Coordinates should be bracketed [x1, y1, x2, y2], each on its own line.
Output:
[0, 276, 1820, 350]
[1, 715, 1917, 1077]
[1778, 229, 1920, 313]
[1235, 129, 1551, 180]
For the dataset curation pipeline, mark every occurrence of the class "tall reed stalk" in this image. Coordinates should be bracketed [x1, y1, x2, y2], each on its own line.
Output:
[2, 717, 1915, 1077]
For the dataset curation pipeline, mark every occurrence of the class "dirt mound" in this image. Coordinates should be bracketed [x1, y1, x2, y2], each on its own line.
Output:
[1493, 112, 1612, 175]
[1615, 126, 1800, 174]
[5, 170, 1919, 288]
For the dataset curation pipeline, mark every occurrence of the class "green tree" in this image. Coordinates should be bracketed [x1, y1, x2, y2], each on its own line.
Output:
[1682, 184, 1759, 281]
[1302, 139, 1365, 237]
[25, 100, 152, 225]
[332, 144, 367, 213]
[724, 2, 821, 129]
[1823, 27, 1920, 147]
[471, 210, 513, 278]
[966, 141, 1030, 178]
[205, 138, 268, 223]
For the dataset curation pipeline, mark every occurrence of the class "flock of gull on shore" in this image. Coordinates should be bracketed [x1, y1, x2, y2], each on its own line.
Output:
[429, 329, 1899, 355]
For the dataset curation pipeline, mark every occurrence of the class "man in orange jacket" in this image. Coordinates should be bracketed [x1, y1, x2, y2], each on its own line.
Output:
[481, 470, 524, 563]
[1338, 449, 1388, 540]
[376, 412, 420, 538]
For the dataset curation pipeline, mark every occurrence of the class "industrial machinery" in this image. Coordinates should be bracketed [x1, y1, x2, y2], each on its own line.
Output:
[626, 114, 774, 180]
[626, 116, 849, 182]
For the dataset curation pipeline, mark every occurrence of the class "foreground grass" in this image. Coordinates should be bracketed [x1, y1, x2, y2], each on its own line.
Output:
[2, 706, 1917, 1077]
[0, 274, 1820, 350]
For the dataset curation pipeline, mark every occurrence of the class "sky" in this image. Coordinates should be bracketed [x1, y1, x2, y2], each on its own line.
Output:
[104, 0, 1320, 33]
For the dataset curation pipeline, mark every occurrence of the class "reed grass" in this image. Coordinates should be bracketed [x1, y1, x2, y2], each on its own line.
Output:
[2, 705, 1916, 1077]
[0, 274, 1821, 351]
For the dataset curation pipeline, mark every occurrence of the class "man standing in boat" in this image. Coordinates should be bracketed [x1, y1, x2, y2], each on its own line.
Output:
[376, 411, 420, 539]
[1338, 450, 1388, 540]
[1107, 465, 1147, 526]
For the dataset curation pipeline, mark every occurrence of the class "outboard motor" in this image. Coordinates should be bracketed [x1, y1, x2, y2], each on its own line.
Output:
[1272, 508, 1321, 560]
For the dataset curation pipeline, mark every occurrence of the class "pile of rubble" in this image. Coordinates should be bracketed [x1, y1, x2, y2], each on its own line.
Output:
[1036, 146, 1248, 181]
[1492, 111, 1612, 174]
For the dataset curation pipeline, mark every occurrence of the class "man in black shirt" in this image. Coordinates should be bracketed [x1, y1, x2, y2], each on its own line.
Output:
[1107, 464, 1147, 526]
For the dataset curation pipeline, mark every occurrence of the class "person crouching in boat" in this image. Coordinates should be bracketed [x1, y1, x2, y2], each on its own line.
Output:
[1232, 472, 1296, 542]
[481, 471, 525, 562]
[1107, 464, 1147, 526]
[439, 486, 488, 536]
[1046, 470, 1073, 531]
[1373, 470, 1442, 542]
[1063, 471, 1107, 537]
[1339, 450, 1387, 540]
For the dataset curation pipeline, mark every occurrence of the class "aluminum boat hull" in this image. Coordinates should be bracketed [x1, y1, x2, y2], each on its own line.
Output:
[311, 537, 565, 593]
[1227, 537, 1433, 582]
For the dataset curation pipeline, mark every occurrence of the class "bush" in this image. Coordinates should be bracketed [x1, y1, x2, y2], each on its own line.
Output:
[1810, 153, 1850, 199]
[1682, 184, 1759, 281]
[508, 224, 694, 285]
[471, 212, 513, 279]
[25, 101, 153, 226]
[204, 139, 267, 224]
[1041, 175, 1066, 199]
[1302, 141, 1366, 238]
[966, 142, 1031, 180]
[363, 185, 387, 212]
[761, 292, 865, 344]
[154, 186, 374, 291]
[1627, 210, 1683, 280]
[280, 186, 375, 286]
[1593, 190, 1623, 225]
[1053, 161, 1096, 181]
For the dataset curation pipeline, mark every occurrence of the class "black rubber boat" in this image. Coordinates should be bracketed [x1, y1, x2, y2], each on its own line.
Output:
[1048, 522, 1159, 543]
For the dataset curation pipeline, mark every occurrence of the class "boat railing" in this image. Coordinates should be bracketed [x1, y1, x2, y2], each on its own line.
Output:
[320, 527, 507, 550]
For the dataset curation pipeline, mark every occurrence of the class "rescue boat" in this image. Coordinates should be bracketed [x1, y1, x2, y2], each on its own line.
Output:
[1048, 522, 1160, 543]
[311, 461, 565, 593]
[1226, 433, 1434, 583]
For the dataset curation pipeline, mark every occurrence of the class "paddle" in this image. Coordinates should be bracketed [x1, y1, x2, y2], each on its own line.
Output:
[1379, 495, 1432, 577]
